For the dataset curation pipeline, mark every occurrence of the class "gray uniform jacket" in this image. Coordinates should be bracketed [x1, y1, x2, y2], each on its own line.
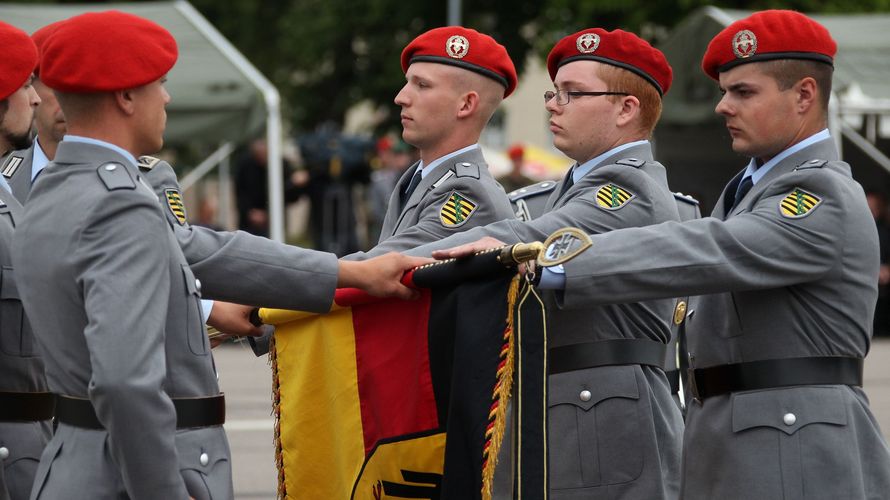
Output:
[0, 170, 48, 500]
[408, 143, 684, 499]
[136, 156, 338, 312]
[558, 138, 890, 499]
[1, 147, 34, 203]
[508, 180, 558, 221]
[12, 142, 230, 500]
[346, 147, 514, 259]
[666, 193, 701, 411]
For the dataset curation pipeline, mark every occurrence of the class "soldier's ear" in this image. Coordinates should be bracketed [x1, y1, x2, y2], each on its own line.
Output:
[795, 77, 818, 115]
[615, 94, 641, 129]
[456, 91, 480, 119]
[113, 89, 137, 116]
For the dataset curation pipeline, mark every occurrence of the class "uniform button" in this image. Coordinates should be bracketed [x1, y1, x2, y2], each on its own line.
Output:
[195, 279, 202, 293]
[579, 390, 592, 402]
[541, 182, 552, 188]
[783, 413, 797, 426]
[0, 447, 8, 460]
[104, 164, 117, 171]
[199, 452, 209, 466]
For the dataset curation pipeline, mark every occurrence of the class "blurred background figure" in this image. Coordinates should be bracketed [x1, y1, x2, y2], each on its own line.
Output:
[497, 143, 533, 193]
[867, 190, 890, 337]
[234, 137, 302, 237]
[366, 135, 414, 243]
[296, 123, 372, 255]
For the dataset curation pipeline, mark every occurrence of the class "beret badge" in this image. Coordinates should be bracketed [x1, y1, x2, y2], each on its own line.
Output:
[576, 33, 600, 54]
[732, 30, 758, 59]
[446, 35, 469, 59]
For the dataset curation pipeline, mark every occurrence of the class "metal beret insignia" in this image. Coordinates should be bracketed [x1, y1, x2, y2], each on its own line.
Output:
[594, 183, 635, 210]
[732, 30, 757, 59]
[439, 191, 477, 227]
[779, 188, 821, 218]
[576, 33, 600, 54]
[165, 188, 187, 225]
[446, 35, 469, 59]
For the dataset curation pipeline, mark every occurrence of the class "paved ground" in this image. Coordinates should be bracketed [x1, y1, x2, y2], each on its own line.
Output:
[216, 337, 890, 499]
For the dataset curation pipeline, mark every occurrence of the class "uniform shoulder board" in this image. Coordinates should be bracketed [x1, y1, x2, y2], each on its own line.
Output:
[615, 158, 645, 168]
[508, 180, 558, 202]
[96, 163, 136, 190]
[1, 154, 24, 178]
[672, 192, 700, 206]
[137, 155, 162, 171]
[795, 159, 827, 170]
[453, 161, 480, 179]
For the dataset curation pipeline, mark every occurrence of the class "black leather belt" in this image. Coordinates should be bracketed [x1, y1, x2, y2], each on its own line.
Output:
[0, 391, 55, 422]
[549, 339, 667, 375]
[55, 394, 226, 430]
[690, 356, 863, 401]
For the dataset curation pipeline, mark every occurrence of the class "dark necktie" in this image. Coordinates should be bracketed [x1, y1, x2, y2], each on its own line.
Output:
[727, 175, 754, 213]
[400, 168, 422, 209]
[557, 168, 575, 198]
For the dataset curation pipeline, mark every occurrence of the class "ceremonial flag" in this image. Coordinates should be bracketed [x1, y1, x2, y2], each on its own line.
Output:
[261, 267, 540, 500]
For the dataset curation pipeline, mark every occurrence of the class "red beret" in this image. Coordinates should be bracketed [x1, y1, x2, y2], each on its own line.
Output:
[702, 10, 836, 80]
[31, 20, 66, 77]
[507, 144, 524, 160]
[401, 26, 518, 97]
[0, 21, 38, 101]
[40, 11, 178, 93]
[547, 28, 672, 96]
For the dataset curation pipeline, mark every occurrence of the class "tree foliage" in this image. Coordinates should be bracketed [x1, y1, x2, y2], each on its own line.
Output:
[19, 0, 890, 134]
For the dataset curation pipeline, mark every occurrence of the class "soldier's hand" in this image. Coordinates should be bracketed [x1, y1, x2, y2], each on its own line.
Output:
[431, 236, 506, 260]
[338, 253, 433, 300]
[206, 301, 264, 343]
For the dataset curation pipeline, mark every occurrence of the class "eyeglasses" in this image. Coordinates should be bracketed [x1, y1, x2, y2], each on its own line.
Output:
[543, 89, 630, 106]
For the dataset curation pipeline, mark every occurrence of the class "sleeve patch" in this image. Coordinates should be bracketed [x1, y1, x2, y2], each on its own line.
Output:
[439, 191, 477, 227]
[779, 188, 821, 218]
[165, 188, 187, 225]
[594, 183, 635, 210]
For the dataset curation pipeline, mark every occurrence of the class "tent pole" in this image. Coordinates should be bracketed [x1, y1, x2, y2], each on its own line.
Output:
[175, 0, 285, 241]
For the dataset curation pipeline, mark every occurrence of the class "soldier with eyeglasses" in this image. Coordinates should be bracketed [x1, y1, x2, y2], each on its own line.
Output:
[405, 28, 685, 499]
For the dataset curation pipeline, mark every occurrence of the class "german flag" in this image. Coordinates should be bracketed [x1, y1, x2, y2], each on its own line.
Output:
[262, 262, 544, 500]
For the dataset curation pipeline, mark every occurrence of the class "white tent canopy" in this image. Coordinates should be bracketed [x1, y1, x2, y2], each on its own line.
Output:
[0, 1, 288, 241]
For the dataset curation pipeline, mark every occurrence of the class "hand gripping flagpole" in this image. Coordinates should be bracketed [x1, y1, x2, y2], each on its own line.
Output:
[405, 226, 592, 289]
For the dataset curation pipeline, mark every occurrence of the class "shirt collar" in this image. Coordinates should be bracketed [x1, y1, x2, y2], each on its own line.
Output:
[32, 137, 50, 181]
[62, 135, 139, 167]
[572, 140, 649, 183]
[417, 144, 480, 179]
[742, 129, 831, 185]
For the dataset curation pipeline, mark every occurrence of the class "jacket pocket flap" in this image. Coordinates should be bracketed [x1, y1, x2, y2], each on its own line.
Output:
[732, 386, 847, 435]
[549, 365, 640, 411]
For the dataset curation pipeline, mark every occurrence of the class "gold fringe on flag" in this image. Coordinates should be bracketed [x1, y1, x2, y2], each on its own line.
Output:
[269, 333, 287, 499]
[481, 274, 521, 500]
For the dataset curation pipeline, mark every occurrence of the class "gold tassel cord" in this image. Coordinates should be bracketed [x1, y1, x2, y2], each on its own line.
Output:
[269, 334, 287, 499]
[481, 274, 520, 500]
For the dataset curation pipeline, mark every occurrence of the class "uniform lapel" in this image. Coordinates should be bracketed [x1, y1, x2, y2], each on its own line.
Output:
[723, 138, 840, 218]
[379, 161, 419, 241]
[390, 147, 489, 235]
